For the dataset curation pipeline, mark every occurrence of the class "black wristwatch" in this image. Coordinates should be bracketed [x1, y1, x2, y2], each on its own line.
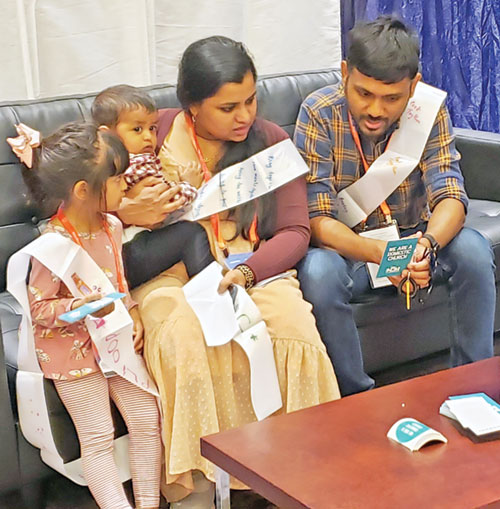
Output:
[422, 232, 440, 255]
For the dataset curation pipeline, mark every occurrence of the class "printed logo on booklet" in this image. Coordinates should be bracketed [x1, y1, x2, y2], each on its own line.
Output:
[387, 417, 447, 451]
[377, 238, 418, 278]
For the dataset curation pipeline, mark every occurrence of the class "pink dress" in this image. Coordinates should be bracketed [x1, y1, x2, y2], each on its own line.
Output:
[28, 215, 135, 381]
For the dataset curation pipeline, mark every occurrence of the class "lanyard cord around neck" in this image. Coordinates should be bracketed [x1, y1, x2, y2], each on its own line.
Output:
[54, 206, 126, 293]
[347, 112, 393, 224]
[184, 112, 259, 256]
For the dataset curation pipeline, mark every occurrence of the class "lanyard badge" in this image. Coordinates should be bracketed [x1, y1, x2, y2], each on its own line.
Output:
[348, 112, 393, 226]
[184, 112, 259, 258]
[54, 207, 126, 293]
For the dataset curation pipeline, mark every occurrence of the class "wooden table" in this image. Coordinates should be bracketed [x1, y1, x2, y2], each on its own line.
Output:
[201, 357, 500, 508]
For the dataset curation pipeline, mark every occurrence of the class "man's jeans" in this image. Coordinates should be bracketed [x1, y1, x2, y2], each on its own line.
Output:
[297, 227, 496, 396]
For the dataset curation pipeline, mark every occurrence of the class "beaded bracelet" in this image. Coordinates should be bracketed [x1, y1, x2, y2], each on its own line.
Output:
[235, 264, 255, 290]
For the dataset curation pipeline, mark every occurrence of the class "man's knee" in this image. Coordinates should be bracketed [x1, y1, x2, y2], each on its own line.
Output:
[441, 227, 495, 276]
[297, 248, 353, 305]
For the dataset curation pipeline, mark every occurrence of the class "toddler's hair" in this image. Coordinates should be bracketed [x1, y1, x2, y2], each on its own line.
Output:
[91, 84, 157, 127]
[23, 121, 129, 216]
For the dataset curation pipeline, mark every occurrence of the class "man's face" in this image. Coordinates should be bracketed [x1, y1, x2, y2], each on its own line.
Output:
[342, 61, 420, 140]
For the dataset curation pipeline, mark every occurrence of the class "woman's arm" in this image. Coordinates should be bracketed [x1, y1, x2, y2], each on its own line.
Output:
[244, 177, 310, 282]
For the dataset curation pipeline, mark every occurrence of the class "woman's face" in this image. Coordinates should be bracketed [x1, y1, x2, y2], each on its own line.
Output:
[190, 70, 257, 143]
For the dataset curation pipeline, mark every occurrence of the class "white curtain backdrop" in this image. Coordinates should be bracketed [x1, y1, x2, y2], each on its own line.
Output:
[0, 0, 341, 102]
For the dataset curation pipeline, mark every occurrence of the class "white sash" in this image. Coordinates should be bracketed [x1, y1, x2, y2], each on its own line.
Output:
[178, 138, 309, 221]
[337, 82, 447, 228]
[183, 262, 282, 421]
[6, 232, 158, 484]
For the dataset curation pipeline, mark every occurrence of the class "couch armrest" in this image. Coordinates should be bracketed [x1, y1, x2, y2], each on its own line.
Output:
[455, 127, 500, 202]
[0, 315, 21, 493]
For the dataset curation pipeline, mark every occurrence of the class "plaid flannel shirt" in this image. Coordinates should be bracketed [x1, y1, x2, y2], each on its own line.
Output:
[293, 85, 468, 230]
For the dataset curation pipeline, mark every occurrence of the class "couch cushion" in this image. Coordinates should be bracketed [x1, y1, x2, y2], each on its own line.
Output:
[465, 199, 500, 282]
[256, 69, 342, 136]
[455, 127, 500, 203]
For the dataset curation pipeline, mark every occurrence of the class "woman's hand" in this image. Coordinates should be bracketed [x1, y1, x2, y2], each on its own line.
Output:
[118, 176, 187, 227]
[218, 269, 246, 294]
[129, 307, 144, 353]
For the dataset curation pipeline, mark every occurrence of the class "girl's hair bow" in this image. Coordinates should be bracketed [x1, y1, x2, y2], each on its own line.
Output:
[6, 123, 41, 168]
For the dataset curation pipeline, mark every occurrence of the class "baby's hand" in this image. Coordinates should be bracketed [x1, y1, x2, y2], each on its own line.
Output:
[178, 161, 204, 187]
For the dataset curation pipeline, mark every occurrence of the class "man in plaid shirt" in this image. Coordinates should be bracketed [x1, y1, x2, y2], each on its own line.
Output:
[294, 16, 495, 396]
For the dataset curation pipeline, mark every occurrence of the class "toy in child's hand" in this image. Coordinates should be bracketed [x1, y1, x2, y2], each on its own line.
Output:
[59, 292, 126, 323]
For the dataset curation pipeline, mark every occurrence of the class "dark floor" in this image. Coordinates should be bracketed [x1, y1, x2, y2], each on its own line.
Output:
[2, 338, 499, 509]
[0, 478, 277, 508]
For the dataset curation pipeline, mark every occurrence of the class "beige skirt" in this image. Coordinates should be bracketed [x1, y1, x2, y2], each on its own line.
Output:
[132, 219, 340, 502]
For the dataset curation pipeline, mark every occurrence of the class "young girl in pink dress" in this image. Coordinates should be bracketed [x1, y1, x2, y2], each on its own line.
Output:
[7, 122, 161, 509]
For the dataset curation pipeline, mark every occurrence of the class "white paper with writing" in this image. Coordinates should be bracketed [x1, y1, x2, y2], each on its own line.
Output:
[337, 82, 447, 227]
[177, 139, 309, 222]
[6, 232, 158, 484]
[8, 233, 158, 396]
[183, 262, 282, 420]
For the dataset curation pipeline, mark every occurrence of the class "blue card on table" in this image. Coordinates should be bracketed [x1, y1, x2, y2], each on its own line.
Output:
[376, 238, 418, 278]
[58, 292, 126, 323]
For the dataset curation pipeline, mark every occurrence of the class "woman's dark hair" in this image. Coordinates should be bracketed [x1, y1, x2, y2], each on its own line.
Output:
[347, 16, 420, 83]
[23, 121, 129, 216]
[91, 84, 156, 127]
[177, 36, 275, 240]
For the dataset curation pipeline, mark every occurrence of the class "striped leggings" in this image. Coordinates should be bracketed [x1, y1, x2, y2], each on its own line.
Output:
[54, 371, 161, 509]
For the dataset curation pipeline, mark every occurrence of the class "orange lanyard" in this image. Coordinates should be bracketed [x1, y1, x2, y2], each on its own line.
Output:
[54, 207, 126, 293]
[348, 112, 392, 223]
[184, 112, 259, 256]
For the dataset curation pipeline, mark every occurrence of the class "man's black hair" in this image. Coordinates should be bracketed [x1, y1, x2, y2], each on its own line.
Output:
[346, 16, 420, 83]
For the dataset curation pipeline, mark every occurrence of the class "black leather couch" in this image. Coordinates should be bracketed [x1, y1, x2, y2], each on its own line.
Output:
[0, 69, 499, 496]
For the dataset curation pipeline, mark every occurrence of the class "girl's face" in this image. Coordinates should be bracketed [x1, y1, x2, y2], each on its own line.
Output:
[104, 175, 127, 211]
[189, 71, 257, 143]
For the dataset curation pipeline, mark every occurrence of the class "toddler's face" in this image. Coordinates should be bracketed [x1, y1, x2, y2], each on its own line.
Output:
[114, 107, 158, 155]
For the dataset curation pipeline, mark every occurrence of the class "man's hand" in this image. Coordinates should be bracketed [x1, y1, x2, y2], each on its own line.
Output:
[387, 232, 431, 288]
[218, 269, 246, 294]
[118, 176, 187, 227]
[129, 307, 144, 353]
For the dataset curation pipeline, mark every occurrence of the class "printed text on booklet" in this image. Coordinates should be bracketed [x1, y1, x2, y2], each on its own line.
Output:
[377, 238, 418, 278]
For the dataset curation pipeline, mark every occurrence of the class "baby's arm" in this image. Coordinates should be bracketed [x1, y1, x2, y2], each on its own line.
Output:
[28, 258, 78, 328]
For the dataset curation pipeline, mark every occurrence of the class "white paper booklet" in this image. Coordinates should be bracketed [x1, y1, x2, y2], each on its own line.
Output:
[387, 417, 447, 452]
[440, 395, 500, 437]
[359, 222, 400, 288]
